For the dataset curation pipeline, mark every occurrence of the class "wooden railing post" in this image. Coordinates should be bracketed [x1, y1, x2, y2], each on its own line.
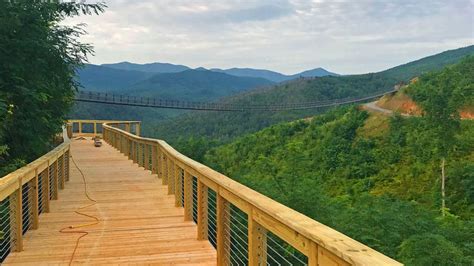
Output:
[136, 122, 141, 136]
[60, 154, 66, 190]
[125, 123, 131, 133]
[157, 148, 163, 180]
[9, 181, 23, 252]
[197, 180, 208, 240]
[168, 159, 175, 195]
[44, 161, 51, 213]
[162, 154, 168, 185]
[52, 159, 59, 200]
[93, 122, 97, 135]
[308, 242, 318, 266]
[78, 121, 82, 134]
[30, 170, 39, 230]
[138, 142, 143, 167]
[152, 145, 157, 175]
[217, 194, 231, 265]
[174, 166, 183, 207]
[248, 211, 267, 266]
[183, 171, 193, 221]
[144, 144, 150, 171]
[131, 141, 137, 164]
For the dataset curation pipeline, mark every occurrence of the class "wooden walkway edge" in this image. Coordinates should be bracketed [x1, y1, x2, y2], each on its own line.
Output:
[4, 139, 216, 265]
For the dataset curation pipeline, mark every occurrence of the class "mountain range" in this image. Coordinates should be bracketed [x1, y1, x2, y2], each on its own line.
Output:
[97, 61, 338, 82]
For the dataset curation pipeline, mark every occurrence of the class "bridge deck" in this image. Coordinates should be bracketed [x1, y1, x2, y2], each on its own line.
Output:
[4, 139, 217, 265]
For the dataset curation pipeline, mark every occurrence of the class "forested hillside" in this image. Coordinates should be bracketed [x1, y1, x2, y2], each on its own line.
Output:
[76, 64, 154, 91]
[154, 45, 474, 148]
[127, 69, 273, 101]
[203, 57, 474, 265]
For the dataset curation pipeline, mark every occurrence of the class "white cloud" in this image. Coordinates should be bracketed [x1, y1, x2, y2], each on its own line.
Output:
[65, 0, 474, 74]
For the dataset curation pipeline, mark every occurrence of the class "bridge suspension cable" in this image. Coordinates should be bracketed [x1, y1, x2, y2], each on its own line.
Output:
[74, 89, 397, 112]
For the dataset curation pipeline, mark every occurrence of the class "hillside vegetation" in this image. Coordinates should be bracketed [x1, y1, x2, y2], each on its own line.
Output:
[202, 57, 474, 265]
[128, 69, 273, 101]
[154, 45, 474, 149]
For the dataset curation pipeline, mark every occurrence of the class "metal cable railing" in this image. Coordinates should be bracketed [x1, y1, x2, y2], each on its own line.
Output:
[49, 163, 55, 200]
[58, 155, 64, 190]
[0, 198, 11, 262]
[21, 183, 32, 235]
[192, 177, 198, 224]
[65, 151, 70, 182]
[266, 231, 308, 265]
[207, 189, 217, 249]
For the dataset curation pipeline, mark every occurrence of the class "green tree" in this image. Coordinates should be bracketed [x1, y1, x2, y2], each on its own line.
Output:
[408, 56, 474, 215]
[398, 233, 465, 266]
[0, 1, 105, 174]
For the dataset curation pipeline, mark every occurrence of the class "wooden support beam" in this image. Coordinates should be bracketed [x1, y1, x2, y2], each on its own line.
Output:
[217, 194, 231, 265]
[174, 166, 183, 207]
[44, 160, 50, 212]
[52, 160, 59, 200]
[144, 144, 150, 170]
[136, 123, 141, 136]
[162, 155, 168, 185]
[248, 210, 267, 266]
[197, 181, 208, 240]
[151, 145, 157, 175]
[308, 242, 318, 266]
[131, 141, 137, 164]
[139, 143, 144, 168]
[168, 159, 175, 195]
[30, 170, 39, 230]
[9, 184, 23, 252]
[157, 148, 162, 179]
[183, 171, 193, 221]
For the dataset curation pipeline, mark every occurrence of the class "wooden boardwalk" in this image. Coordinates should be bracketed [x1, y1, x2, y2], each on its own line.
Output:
[4, 139, 217, 265]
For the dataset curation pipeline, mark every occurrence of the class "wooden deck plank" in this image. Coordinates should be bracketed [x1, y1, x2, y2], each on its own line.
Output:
[4, 139, 217, 265]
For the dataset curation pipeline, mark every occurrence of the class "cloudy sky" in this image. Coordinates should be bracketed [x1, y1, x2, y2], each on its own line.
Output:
[64, 0, 474, 74]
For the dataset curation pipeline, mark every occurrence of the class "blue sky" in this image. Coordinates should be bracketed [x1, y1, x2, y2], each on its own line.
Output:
[65, 0, 474, 74]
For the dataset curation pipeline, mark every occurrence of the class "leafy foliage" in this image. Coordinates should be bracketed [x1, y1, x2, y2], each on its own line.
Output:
[0, 1, 104, 174]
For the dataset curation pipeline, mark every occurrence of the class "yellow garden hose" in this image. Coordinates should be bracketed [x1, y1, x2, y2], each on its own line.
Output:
[59, 155, 100, 265]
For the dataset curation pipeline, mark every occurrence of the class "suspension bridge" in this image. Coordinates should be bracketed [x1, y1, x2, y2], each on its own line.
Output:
[74, 89, 397, 111]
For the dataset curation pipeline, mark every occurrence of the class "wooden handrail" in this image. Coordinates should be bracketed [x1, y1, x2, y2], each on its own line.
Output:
[102, 120, 402, 266]
[67, 119, 141, 138]
[0, 127, 71, 258]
